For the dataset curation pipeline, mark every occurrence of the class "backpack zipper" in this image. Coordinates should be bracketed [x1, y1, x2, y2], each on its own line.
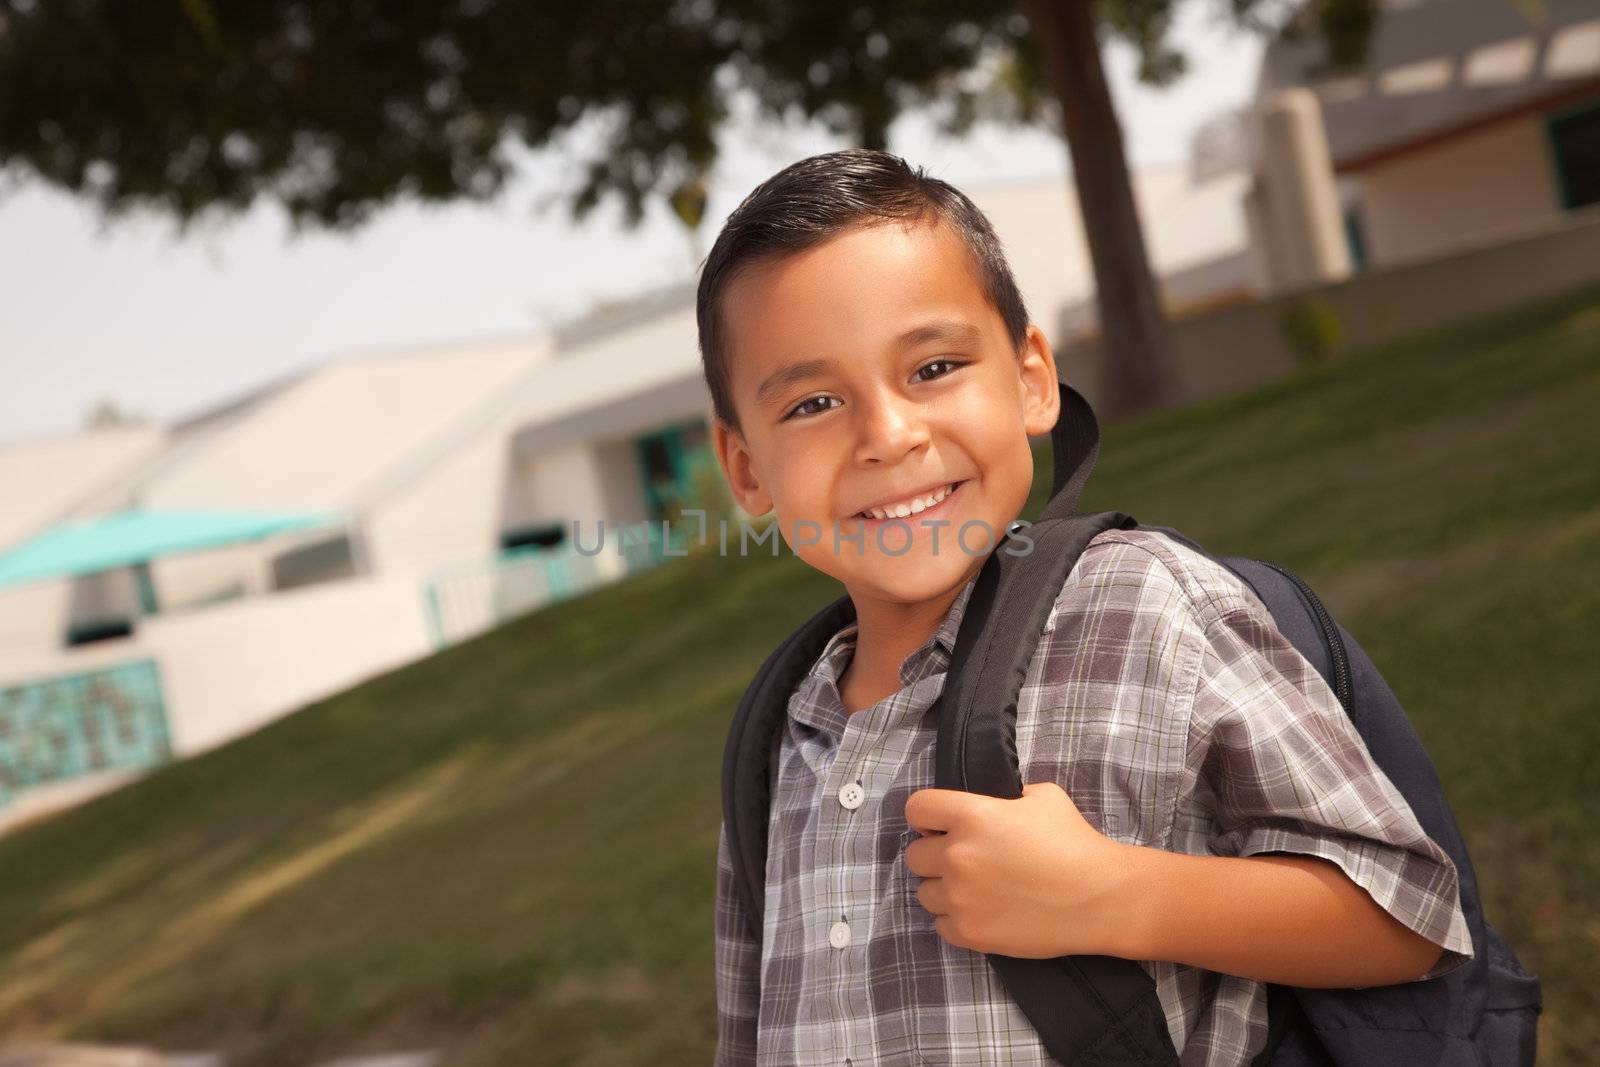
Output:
[1254, 559, 1354, 713]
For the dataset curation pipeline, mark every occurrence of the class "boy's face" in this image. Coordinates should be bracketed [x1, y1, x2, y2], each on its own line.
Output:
[711, 216, 1060, 606]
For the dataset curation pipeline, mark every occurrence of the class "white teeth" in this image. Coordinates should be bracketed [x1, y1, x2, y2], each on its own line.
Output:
[860, 482, 956, 520]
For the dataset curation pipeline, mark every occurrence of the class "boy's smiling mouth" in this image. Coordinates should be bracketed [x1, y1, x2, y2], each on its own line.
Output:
[850, 479, 968, 522]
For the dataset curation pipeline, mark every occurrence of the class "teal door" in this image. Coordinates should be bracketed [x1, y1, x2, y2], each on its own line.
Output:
[634, 419, 720, 549]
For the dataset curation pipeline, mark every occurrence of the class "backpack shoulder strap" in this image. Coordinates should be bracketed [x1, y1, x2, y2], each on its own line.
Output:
[933, 508, 1179, 1066]
[721, 591, 856, 943]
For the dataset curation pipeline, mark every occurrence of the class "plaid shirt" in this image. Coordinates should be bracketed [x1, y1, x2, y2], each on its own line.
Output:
[714, 528, 1474, 1066]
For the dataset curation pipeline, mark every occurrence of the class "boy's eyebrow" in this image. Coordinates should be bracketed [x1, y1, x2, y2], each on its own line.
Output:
[895, 318, 983, 349]
[756, 358, 831, 406]
[753, 319, 983, 407]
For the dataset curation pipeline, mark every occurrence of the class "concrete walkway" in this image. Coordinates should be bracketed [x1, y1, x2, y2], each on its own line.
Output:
[0, 1047, 439, 1067]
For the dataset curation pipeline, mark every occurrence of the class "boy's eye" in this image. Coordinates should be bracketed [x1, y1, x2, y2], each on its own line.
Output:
[916, 358, 964, 382]
[784, 394, 841, 420]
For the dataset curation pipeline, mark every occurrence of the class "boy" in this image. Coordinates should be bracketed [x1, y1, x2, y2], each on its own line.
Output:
[700, 149, 1472, 1065]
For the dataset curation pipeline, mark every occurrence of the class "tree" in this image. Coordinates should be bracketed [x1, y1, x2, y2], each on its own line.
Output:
[0, 0, 1375, 416]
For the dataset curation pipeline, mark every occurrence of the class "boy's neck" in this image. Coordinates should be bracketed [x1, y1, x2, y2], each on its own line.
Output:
[838, 559, 984, 715]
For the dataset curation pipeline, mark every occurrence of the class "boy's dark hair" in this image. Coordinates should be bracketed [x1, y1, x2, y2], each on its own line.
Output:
[696, 148, 1032, 435]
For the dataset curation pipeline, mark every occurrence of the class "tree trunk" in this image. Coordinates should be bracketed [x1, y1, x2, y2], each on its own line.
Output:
[1020, 0, 1183, 418]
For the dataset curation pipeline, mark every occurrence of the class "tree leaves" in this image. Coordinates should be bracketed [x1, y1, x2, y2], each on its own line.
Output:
[0, 0, 1376, 234]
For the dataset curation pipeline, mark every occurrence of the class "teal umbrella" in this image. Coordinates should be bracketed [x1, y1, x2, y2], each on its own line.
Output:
[0, 508, 344, 595]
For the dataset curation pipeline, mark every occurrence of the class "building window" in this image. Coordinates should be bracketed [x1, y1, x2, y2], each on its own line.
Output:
[271, 534, 357, 591]
[65, 618, 134, 647]
[1342, 209, 1368, 271]
[1549, 100, 1600, 210]
[501, 522, 566, 552]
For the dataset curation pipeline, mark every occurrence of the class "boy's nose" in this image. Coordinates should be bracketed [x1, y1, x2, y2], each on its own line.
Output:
[853, 391, 932, 467]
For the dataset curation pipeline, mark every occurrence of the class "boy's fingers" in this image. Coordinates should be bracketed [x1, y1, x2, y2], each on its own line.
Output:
[904, 833, 950, 877]
[904, 787, 982, 834]
[914, 876, 948, 916]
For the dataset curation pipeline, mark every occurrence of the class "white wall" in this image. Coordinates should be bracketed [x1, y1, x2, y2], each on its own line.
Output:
[1060, 202, 1600, 411]
[972, 169, 1254, 341]
[591, 437, 653, 528]
[364, 423, 509, 579]
[1357, 112, 1566, 267]
[0, 577, 81, 657]
[503, 439, 648, 540]
[0, 425, 168, 547]
[0, 570, 434, 833]
[1245, 88, 1354, 294]
[149, 539, 272, 609]
[141, 340, 549, 513]
[371, 422, 662, 588]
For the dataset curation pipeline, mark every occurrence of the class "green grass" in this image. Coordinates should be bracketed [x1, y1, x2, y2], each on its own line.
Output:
[1, 284, 1596, 1065]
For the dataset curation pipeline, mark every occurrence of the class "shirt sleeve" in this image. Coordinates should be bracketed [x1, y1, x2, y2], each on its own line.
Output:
[714, 821, 761, 1063]
[1188, 601, 1475, 983]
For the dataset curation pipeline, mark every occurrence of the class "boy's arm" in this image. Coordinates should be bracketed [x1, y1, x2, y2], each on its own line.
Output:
[1100, 842, 1447, 987]
[1143, 600, 1475, 984]
[713, 822, 761, 1064]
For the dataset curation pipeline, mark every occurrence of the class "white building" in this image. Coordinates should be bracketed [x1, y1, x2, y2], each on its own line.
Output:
[1257, 0, 1600, 269]
[0, 168, 1252, 831]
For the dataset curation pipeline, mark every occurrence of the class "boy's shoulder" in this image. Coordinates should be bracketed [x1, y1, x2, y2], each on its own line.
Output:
[1053, 525, 1271, 634]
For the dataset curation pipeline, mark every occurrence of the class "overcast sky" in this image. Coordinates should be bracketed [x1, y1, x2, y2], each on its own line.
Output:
[0, 9, 1264, 446]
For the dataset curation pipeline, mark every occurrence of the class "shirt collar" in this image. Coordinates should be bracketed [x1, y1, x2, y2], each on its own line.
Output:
[792, 574, 980, 729]
[922, 572, 978, 669]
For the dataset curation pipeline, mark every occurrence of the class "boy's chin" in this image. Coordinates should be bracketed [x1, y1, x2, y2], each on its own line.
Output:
[816, 549, 987, 606]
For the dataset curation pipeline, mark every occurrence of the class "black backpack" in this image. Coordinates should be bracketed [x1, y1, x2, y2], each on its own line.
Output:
[721, 378, 1542, 1065]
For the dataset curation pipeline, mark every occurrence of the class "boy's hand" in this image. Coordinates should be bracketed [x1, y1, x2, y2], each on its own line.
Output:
[903, 781, 1136, 959]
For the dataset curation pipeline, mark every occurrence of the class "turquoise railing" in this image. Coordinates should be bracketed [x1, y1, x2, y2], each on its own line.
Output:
[0, 659, 172, 807]
[422, 521, 674, 650]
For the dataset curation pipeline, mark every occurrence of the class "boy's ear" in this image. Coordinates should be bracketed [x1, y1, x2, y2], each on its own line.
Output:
[711, 416, 774, 518]
[1018, 324, 1061, 438]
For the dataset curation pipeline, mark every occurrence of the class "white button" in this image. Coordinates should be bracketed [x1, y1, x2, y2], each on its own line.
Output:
[838, 781, 865, 810]
[828, 920, 852, 949]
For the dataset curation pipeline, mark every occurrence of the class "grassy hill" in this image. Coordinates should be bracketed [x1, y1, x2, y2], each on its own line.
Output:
[1, 283, 1596, 1065]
